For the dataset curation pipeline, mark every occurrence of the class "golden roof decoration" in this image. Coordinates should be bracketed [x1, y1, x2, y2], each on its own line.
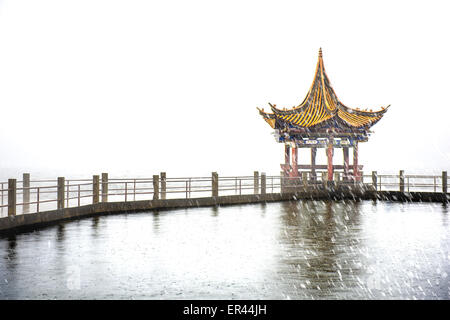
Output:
[257, 48, 390, 129]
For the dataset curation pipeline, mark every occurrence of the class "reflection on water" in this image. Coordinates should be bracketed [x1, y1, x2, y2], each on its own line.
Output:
[0, 200, 449, 299]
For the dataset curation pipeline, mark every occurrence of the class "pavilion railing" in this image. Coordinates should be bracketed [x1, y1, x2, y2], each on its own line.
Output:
[0, 171, 448, 218]
[0, 173, 283, 218]
[366, 172, 448, 193]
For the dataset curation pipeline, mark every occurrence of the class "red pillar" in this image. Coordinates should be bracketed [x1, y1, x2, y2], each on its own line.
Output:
[327, 142, 334, 181]
[290, 146, 299, 178]
[343, 147, 349, 181]
[285, 144, 290, 165]
[311, 147, 317, 181]
[283, 144, 291, 177]
[353, 142, 359, 181]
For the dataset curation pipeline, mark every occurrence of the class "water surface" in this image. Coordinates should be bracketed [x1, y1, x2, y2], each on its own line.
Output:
[1, 200, 449, 299]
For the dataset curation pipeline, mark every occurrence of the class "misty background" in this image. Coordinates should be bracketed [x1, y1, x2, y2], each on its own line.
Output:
[0, 0, 449, 180]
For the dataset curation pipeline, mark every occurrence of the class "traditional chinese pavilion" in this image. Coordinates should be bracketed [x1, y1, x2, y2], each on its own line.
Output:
[257, 48, 389, 182]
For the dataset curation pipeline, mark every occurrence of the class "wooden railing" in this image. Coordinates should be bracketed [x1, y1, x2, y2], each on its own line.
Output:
[0, 170, 448, 218]
[366, 171, 448, 193]
[0, 172, 283, 217]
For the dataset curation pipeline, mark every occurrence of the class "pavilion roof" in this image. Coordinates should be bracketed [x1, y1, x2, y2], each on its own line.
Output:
[257, 48, 389, 130]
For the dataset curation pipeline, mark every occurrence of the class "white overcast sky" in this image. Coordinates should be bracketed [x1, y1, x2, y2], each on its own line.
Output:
[0, 0, 449, 179]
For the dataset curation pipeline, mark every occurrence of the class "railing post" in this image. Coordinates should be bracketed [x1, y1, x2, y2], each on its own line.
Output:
[8, 179, 16, 216]
[57, 177, 65, 210]
[160, 172, 166, 200]
[261, 172, 266, 195]
[153, 175, 159, 200]
[93, 175, 99, 204]
[23, 173, 30, 213]
[212, 172, 218, 197]
[36, 187, 40, 213]
[66, 183, 69, 208]
[372, 171, 377, 190]
[254, 171, 259, 194]
[302, 172, 308, 188]
[399, 170, 405, 192]
[101, 173, 108, 203]
[334, 172, 340, 185]
[443, 171, 448, 194]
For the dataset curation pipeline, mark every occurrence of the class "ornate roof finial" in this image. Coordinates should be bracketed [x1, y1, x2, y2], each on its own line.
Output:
[319, 47, 322, 58]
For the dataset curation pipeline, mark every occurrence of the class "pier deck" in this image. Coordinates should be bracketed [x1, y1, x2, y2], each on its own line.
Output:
[1, 171, 448, 234]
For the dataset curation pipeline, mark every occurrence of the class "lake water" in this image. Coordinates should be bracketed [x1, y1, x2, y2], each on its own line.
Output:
[1, 200, 449, 299]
